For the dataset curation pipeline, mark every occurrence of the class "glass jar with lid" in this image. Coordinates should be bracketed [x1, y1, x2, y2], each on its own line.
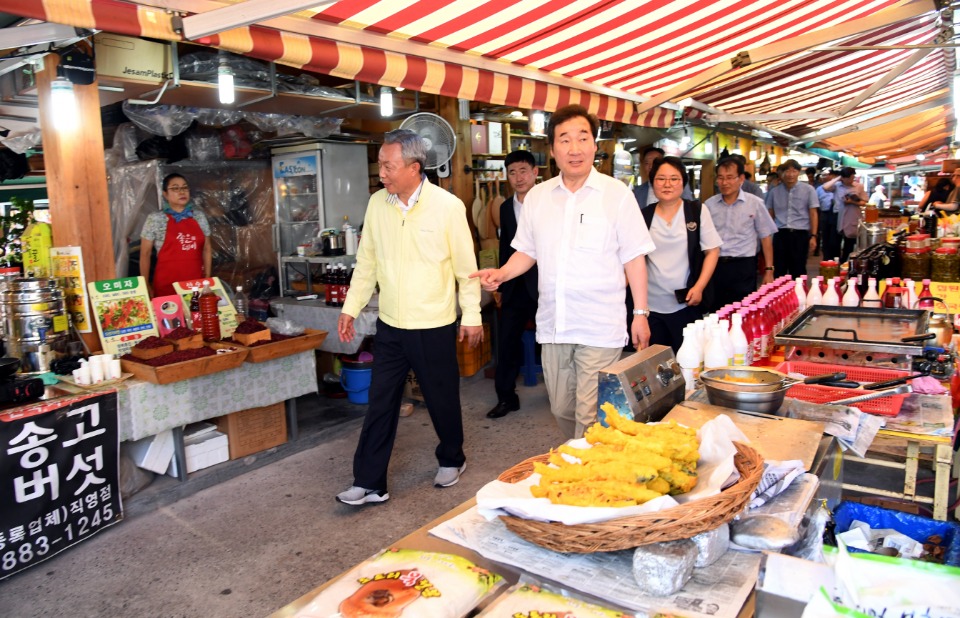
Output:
[819, 260, 839, 281]
[931, 247, 960, 282]
[902, 247, 931, 280]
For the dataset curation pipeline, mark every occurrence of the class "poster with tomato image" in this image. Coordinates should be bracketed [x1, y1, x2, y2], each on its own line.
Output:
[87, 276, 159, 356]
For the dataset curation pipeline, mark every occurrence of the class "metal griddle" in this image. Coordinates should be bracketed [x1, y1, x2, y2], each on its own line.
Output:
[775, 305, 929, 368]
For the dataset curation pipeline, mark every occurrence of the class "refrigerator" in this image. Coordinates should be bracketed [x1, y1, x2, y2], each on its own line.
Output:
[271, 142, 369, 296]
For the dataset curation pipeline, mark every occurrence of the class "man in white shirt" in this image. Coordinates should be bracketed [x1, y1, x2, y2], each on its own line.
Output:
[472, 105, 655, 439]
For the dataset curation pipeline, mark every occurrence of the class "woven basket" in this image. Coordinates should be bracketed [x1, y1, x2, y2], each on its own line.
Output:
[496, 441, 764, 553]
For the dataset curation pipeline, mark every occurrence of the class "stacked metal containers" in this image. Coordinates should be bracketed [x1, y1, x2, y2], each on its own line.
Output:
[0, 277, 69, 373]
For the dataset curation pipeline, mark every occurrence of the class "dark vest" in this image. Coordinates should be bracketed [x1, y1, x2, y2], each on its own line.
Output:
[641, 199, 714, 310]
[499, 196, 538, 304]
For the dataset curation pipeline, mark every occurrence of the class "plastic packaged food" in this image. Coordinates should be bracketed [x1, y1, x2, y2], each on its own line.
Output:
[631, 539, 697, 596]
[476, 582, 634, 617]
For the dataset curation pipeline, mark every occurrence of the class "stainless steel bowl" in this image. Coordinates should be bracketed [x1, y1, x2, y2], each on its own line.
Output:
[701, 366, 791, 393]
[703, 380, 788, 414]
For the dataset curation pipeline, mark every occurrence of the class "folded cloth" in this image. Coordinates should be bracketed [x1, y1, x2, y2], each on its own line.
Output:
[910, 375, 946, 395]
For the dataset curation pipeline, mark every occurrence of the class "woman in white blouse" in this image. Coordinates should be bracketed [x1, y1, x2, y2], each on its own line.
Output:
[641, 157, 721, 352]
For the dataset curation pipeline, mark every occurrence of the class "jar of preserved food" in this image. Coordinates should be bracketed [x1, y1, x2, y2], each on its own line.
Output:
[902, 247, 931, 281]
[819, 260, 839, 281]
[931, 247, 960, 282]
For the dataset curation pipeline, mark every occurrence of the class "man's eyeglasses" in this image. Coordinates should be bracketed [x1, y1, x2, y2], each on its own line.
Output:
[654, 177, 683, 185]
[166, 186, 190, 193]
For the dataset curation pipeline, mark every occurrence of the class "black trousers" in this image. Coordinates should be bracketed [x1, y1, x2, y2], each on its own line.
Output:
[773, 228, 810, 278]
[649, 305, 704, 353]
[839, 234, 856, 264]
[821, 211, 839, 260]
[711, 256, 758, 311]
[352, 319, 465, 491]
[494, 291, 538, 405]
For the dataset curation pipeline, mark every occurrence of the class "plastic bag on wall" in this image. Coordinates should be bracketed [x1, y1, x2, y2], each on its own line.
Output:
[122, 101, 195, 137]
[194, 107, 245, 128]
[179, 51, 272, 88]
[0, 129, 42, 154]
[186, 128, 223, 162]
[106, 159, 161, 278]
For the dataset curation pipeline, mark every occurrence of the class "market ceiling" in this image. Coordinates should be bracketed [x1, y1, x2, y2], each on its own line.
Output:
[0, 0, 956, 162]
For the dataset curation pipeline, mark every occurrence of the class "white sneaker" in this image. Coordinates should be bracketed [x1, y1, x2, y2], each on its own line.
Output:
[336, 486, 389, 505]
[434, 463, 466, 488]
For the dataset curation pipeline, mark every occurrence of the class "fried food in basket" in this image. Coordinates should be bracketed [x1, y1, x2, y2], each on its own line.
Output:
[530, 403, 700, 507]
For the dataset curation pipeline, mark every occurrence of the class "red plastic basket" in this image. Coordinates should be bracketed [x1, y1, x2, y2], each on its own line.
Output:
[774, 361, 913, 384]
[785, 384, 907, 416]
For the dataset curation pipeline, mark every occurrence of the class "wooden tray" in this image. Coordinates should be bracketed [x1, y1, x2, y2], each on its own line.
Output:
[120, 346, 248, 385]
[217, 329, 328, 363]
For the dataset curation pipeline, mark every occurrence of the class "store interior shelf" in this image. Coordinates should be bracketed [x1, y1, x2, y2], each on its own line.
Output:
[281, 255, 353, 264]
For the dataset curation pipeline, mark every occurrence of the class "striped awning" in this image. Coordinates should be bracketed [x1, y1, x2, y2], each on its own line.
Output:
[1, 0, 953, 153]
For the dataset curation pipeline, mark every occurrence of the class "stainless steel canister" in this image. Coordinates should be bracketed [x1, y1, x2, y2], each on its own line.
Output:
[0, 278, 69, 373]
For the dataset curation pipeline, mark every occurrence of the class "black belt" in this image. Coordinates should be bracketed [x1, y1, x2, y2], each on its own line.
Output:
[781, 228, 810, 234]
[718, 256, 755, 263]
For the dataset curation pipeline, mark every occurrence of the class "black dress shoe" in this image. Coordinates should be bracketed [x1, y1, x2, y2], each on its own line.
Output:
[486, 401, 520, 418]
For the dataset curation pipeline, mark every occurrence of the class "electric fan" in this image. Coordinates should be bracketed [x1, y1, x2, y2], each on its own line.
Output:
[398, 112, 457, 177]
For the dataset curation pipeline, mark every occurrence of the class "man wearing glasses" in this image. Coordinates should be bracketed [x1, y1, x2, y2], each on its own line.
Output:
[765, 159, 819, 278]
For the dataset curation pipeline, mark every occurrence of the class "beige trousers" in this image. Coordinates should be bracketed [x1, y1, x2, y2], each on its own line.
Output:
[541, 343, 623, 440]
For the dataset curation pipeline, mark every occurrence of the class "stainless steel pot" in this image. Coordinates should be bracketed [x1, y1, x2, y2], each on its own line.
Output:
[0, 277, 69, 373]
[702, 380, 788, 414]
[322, 232, 345, 256]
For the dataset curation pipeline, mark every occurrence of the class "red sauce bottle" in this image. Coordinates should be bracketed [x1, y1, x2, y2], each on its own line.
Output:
[199, 282, 221, 342]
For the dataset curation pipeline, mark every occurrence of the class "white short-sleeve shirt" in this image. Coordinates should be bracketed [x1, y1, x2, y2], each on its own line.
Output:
[646, 205, 723, 315]
[512, 168, 656, 348]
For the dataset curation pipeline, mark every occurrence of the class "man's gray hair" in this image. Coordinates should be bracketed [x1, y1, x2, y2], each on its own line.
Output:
[384, 129, 427, 173]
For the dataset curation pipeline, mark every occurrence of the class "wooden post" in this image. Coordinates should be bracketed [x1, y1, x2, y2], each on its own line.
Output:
[437, 96, 479, 251]
[36, 51, 115, 353]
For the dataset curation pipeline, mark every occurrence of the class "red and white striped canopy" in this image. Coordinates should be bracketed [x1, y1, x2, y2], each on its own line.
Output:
[2, 0, 953, 156]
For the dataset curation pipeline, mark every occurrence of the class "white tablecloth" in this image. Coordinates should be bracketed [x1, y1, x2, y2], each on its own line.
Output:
[108, 351, 318, 441]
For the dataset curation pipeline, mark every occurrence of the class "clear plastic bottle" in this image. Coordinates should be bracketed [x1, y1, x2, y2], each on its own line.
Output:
[199, 282, 221, 342]
[822, 277, 841, 306]
[703, 325, 729, 370]
[902, 278, 918, 311]
[841, 276, 860, 307]
[793, 277, 807, 315]
[234, 285, 248, 319]
[806, 277, 823, 306]
[676, 326, 701, 392]
[730, 313, 749, 366]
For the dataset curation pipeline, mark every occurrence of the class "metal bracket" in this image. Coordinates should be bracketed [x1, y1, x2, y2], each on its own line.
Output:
[237, 61, 277, 108]
[126, 41, 180, 105]
[731, 51, 752, 69]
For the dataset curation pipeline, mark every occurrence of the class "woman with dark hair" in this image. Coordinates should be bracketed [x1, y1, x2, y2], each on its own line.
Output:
[139, 173, 212, 297]
[920, 174, 957, 213]
[641, 156, 721, 352]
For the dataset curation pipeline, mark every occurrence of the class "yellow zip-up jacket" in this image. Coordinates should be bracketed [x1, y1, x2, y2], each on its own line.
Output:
[341, 180, 482, 329]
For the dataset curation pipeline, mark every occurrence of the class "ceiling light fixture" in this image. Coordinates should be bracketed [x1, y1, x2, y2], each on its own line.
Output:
[50, 76, 78, 132]
[380, 86, 394, 117]
[218, 57, 235, 105]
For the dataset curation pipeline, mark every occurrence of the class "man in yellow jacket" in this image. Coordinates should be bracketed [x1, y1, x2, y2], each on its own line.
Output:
[336, 129, 484, 506]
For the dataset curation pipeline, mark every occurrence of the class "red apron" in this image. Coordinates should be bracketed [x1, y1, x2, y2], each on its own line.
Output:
[152, 214, 205, 297]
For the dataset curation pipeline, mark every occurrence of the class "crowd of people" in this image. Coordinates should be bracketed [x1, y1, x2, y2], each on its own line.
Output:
[331, 104, 931, 506]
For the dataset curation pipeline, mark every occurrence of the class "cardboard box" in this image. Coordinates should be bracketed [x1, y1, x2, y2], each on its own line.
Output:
[487, 122, 503, 154]
[93, 33, 172, 83]
[215, 402, 287, 459]
[126, 429, 174, 474]
[457, 322, 491, 377]
[470, 123, 488, 154]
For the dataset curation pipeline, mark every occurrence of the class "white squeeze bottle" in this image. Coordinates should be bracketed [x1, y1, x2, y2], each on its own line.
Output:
[718, 319, 734, 365]
[822, 277, 841, 306]
[862, 277, 881, 307]
[903, 278, 918, 310]
[703, 325, 729, 370]
[841, 276, 861, 307]
[676, 325, 701, 393]
[806, 276, 823, 306]
[793, 277, 807, 314]
[730, 313, 749, 366]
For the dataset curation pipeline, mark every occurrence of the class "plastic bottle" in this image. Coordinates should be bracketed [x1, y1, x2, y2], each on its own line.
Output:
[739, 309, 755, 365]
[338, 264, 349, 307]
[793, 278, 807, 314]
[746, 305, 763, 365]
[917, 279, 934, 309]
[718, 319, 734, 365]
[189, 286, 202, 330]
[21, 213, 53, 279]
[841, 276, 860, 307]
[703, 325, 729, 370]
[676, 326, 701, 391]
[233, 285, 248, 319]
[757, 301, 773, 365]
[903, 278, 918, 311]
[883, 277, 905, 309]
[329, 266, 341, 307]
[861, 277, 881, 308]
[822, 277, 841, 306]
[730, 313, 749, 366]
[806, 277, 823, 306]
[199, 282, 221, 342]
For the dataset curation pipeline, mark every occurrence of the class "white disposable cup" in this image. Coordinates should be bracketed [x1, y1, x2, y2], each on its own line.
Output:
[74, 365, 90, 385]
[89, 360, 104, 384]
[109, 359, 122, 380]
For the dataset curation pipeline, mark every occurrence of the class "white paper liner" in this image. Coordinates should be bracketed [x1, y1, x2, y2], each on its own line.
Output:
[476, 415, 749, 525]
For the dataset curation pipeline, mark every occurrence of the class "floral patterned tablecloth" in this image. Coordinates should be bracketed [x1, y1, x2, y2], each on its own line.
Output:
[110, 351, 317, 441]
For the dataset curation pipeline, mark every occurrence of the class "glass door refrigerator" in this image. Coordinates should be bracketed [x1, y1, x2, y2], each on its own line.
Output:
[272, 145, 324, 295]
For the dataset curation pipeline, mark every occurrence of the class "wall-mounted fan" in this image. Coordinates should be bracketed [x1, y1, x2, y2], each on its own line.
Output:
[399, 112, 456, 178]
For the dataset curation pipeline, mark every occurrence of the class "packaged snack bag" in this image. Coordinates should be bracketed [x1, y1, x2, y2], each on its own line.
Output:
[476, 582, 635, 617]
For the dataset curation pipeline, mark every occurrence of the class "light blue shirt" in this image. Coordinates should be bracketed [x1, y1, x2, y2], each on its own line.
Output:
[705, 190, 778, 258]
[765, 182, 819, 231]
[816, 185, 835, 212]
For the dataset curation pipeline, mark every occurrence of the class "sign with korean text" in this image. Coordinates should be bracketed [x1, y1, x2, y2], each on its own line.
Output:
[51, 246, 92, 333]
[0, 391, 122, 580]
[172, 277, 239, 338]
[87, 276, 158, 356]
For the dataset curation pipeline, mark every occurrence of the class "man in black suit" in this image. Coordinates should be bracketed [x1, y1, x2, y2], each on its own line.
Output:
[487, 150, 539, 419]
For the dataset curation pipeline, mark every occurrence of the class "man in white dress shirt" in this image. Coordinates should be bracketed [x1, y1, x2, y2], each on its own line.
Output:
[472, 105, 655, 439]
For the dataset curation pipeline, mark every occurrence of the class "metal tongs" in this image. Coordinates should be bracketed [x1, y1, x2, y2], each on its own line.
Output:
[826, 384, 912, 406]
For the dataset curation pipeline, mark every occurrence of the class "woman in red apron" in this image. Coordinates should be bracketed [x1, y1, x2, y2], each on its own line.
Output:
[139, 173, 212, 297]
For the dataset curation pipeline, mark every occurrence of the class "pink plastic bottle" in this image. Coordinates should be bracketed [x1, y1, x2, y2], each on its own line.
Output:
[757, 301, 773, 366]
[918, 279, 934, 310]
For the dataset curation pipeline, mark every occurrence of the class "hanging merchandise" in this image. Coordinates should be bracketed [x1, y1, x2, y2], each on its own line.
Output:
[50, 246, 92, 333]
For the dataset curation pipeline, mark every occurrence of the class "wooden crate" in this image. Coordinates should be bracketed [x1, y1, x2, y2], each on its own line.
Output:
[214, 329, 328, 363]
[215, 402, 287, 459]
[457, 323, 491, 377]
[121, 346, 248, 385]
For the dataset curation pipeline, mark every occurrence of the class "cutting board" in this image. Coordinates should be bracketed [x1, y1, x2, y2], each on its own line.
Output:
[664, 400, 825, 470]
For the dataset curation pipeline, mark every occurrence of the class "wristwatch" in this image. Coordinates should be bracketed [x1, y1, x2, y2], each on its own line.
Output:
[765, 267, 774, 271]
[632, 309, 651, 317]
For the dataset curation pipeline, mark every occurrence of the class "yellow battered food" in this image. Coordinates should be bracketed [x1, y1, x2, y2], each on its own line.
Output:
[530, 403, 700, 507]
[719, 373, 765, 384]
